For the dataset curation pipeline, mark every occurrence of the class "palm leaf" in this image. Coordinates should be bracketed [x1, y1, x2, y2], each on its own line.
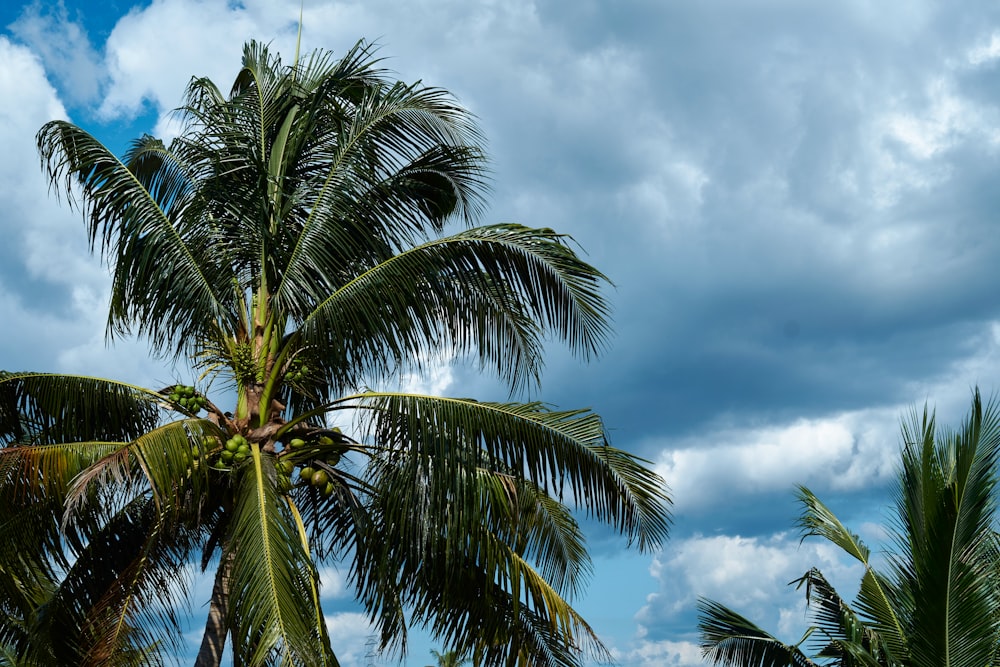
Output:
[297, 225, 610, 395]
[796, 485, 907, 661]
[889, 391, 1000, 667]
[62, 418, 222, 528]
[225, 444, 334, 666]
[38, 494, 198, 666]
[353, 392, 670, 551]
[697, 598, 819, 667]
[353, 431, 606, 666]
[35, 123, 234, 356]
[793, 568, 886, 666]
[481, 471, 592, 599]
[0, 372, 162, 446]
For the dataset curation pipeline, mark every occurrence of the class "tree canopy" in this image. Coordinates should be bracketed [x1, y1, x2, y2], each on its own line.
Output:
[0, 39, 672, 667]
[699, 390, 1000, 667]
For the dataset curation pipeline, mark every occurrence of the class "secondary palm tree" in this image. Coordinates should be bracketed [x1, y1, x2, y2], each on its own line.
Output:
[0, 39, 671, 667]
[426, 648, 470, 667]
[698, 390, 1000, 667]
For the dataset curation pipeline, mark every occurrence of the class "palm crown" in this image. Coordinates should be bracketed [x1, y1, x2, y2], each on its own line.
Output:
[0, 40, 671, 667]
[698, 390, 1000, 667]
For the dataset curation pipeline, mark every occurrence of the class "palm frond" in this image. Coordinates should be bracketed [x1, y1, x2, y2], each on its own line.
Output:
[62, 418, 222, 530]
[483, 472, 593, 599]
[347, 424, 609, 666]
[352, 392, 670, 551]
[795, 485, 908, 660]
[0, 372, 159, 559]
[225, 445, 334, 666]
[889, 390, 1000, 667]
[37, 494, 199, 666]
[296, 224, 610, 394]
[793, 568, 887, 666]
[36, 123, 236, 356]
[697, 598, 819, 667]
[0, 372, 162, 446]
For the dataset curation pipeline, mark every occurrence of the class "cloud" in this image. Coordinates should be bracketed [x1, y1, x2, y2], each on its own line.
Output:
[619, 639, 703, 667]
[652, 406, 901, 514]
[8, 0, 104, 106]
[98, 0, 299, 122]
[317, 565, 350, 600]
[325, 612, 377, 667]
[635, 531, 864, 647]
[9, 2, 1000, 665]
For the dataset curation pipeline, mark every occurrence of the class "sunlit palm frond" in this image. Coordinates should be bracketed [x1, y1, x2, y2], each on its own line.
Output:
[795, 486, 872, 564]
[0, 369, 150, 555]
[62, 418, 222, 531]
[479, 472, 592, 599]
[225, 445, 334, 666]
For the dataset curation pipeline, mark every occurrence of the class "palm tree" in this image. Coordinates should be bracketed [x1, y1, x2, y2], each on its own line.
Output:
[426, 648, 470, 667]
[0, 40, 671, 667]
[697, 390, 1000, 667]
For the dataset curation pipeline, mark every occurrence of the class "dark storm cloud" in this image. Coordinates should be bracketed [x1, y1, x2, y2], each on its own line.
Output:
[467, 1, 1000, 464]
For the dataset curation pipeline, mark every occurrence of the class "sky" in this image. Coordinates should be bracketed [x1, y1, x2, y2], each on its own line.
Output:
[3, 0, 1000, 665]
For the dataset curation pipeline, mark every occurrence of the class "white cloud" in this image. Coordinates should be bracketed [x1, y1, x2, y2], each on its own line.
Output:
[397, 356, 455, 396]
[325, 612, 376, 667]
[650, 316, 1000, 516]
[967, 31, 1000, 66]
[622, 639, 704, 667]
[652, 408, 900, 512]
[98, 0, 299, 121]
[635, 532, 865, 653]
[0, 33, 176, 382]
[8, 0, 104, 106]
[317, 565, 349, 600]
[882, 78, 989, 160]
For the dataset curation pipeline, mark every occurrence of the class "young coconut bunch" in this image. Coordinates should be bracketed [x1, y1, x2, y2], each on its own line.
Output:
[0, 39, 672, 667]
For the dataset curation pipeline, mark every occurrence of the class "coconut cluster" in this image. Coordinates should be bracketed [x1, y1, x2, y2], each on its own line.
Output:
[276, 434, 346, 496]
[185, 430, 346, 499]
[285, 356, 315, 388]
[168, 384, 209, 413]
[209, 433, 251, 470]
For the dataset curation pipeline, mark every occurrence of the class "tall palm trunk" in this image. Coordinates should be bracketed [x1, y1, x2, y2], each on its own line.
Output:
[195, 553, 232, 667]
